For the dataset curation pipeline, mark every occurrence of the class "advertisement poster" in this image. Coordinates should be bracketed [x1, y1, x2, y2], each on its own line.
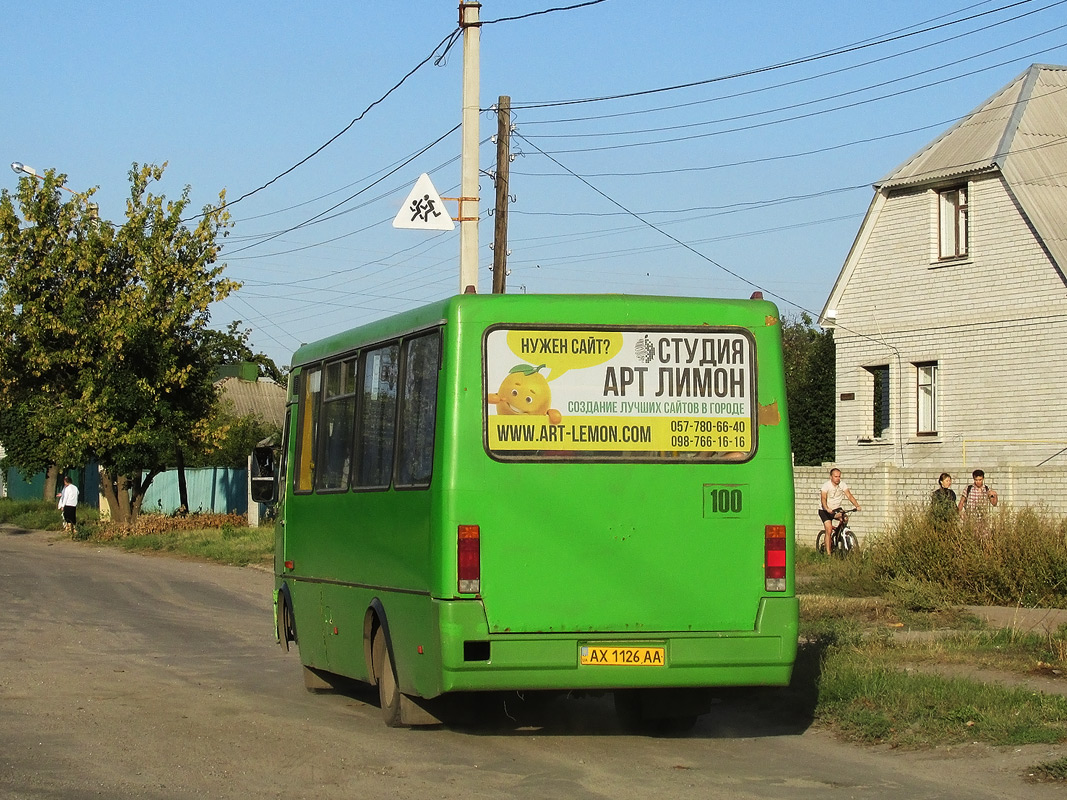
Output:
[484, 327, 754, 459]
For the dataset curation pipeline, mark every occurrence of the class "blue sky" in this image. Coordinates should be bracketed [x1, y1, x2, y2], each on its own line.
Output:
[6, 1, 1067, 368]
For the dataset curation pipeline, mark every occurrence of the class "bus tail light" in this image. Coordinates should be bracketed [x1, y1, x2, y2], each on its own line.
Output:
[765, 525, 787, 592]
[458, 525, 480, 594]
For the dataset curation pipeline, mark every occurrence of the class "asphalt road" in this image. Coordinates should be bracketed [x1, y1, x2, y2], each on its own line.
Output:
[1, 526, 1064, 799]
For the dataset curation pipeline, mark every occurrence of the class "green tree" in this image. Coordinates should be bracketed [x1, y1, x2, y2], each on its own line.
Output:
[0, 170, 106, 500]
[187, 320, 284, 473]
[186, 406, 280, 469]
[781, 313, 835, 466]
[201, 320, 286, 385]
[0, 163, 237, 526]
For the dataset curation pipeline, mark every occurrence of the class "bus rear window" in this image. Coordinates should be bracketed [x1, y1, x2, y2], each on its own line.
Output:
[483, 327, 755, 462]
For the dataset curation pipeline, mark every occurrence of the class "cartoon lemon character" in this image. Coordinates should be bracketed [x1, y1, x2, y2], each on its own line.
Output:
[487, 363, 562, 424]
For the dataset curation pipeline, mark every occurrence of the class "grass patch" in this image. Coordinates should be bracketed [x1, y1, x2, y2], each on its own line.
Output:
[832, 626, 1067, 678]
[798, 594, 1067, 748]
[818, 648, 1067, 746]
[0, 498, 100, 533]
[799, 593, 984, 633]
[108, 524, 273, 567]
[0, 502, 273, 567]
[1028, 756, 1067, 782]
[95, 512, 273, 567]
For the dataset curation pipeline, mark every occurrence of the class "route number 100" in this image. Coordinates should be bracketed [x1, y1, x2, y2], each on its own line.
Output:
[708, 487, 743, 514]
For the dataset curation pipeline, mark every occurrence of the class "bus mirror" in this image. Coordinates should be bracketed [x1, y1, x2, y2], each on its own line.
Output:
[250, 445, 277, 504]
[252, 445, 275, 478]
[251, 477, 276, 504]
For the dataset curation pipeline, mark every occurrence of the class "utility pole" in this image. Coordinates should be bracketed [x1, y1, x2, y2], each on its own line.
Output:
[459, 1, 481, 293]
[492, 95, 511, 294]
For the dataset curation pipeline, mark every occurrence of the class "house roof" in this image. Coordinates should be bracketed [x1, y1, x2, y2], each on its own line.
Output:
[822, 64, 1067, 323]
[877, 64, 1067, 190]
[215, 375, 286, 428]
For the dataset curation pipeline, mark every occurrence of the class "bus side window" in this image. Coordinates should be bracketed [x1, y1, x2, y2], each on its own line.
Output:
[356, 343, 399, 489]
[294, 367, 322, 493]
[316, 356, 358, 491]
[396, 332, 441, 487]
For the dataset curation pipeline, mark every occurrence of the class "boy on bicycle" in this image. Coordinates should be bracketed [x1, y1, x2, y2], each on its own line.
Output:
[819, 468, 862, 555]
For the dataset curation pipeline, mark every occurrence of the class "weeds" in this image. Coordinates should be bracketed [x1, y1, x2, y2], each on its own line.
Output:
[0, 498, 100, 533]
[794, 592, 1067, 747]
[820, 658, 1067, 746]
[805, 505, 1067, 608]
[110, 524, 273, 567]
[95, 512, 270, 567]
[1028, 756, 1067, 782]
[812, 626, 1067, 747]
[94, 511, 249, 540]
[0, 500, 270, 567]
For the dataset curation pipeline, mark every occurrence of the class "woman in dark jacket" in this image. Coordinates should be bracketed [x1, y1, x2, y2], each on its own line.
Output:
[929, 473, 957, 528]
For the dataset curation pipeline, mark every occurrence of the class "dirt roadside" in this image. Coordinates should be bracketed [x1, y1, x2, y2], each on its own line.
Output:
[3, 525, 1067, 798]
[887, 605, 1067, 700]
[964, 605, 1067, 637]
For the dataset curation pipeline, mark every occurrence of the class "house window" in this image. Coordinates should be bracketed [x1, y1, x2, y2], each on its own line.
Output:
[915, 362, 937, 435]
[938, 186, 968, 259]
[866, 365, 890, 438]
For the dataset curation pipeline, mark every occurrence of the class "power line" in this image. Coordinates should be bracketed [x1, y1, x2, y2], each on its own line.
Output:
[221, 125, 461, 256]
[512, 78, 1067, 179]
[191, 26, 463, 220]
[226, 136, 468, 226]
[482, 0, 611, 25]
[523, 42, 1067, 154]
[523, 24, 1067, 140]
[510, 184, 870, 219]
[212, 2, 613, 232]
[221, 136, 492, 262]
[510, 127, 1067, 319]
[508, 0, 1054, 110]
[520, 0, 1020, 125]
[513, 131, 794, 304]
[503, 137, 1066, 261]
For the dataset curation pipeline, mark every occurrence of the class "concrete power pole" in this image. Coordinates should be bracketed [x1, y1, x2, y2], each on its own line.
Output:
[492, 95, 511, 294]
[459, 1, 481, 293]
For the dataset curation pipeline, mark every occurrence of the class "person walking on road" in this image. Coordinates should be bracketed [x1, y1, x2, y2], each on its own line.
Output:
[57, 475, 79, 537]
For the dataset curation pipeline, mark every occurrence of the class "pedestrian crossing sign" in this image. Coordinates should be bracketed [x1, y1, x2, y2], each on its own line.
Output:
[393, 173, 455, 231]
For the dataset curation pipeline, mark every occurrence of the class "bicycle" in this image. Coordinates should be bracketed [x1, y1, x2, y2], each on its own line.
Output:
[815, 507, 859, 556]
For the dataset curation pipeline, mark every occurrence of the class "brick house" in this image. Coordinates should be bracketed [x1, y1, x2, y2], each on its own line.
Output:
[818, 63, 1067, 476]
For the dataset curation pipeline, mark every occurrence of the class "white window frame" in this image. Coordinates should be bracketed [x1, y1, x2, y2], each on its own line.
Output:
[916, 362, 937, 435]
[938, 186, 968, 260]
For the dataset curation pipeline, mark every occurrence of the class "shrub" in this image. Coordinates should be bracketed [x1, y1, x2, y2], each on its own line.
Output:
[864, 505, 1067, 608]
[95, 511, 248, 540]
[0, 498, 100, 533]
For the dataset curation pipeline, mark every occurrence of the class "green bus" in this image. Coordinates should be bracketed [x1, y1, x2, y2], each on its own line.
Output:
[253, 293, 797, 728]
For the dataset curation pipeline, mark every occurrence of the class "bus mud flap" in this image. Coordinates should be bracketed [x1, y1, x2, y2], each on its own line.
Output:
[399, 693, 443, 726]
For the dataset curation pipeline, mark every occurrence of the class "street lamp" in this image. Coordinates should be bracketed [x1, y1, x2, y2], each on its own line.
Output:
[11, 161, 38, 179]
[11, 160, 98, 218]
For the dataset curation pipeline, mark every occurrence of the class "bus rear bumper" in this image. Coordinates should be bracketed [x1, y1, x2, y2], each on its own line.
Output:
[435, 596, 798, 694]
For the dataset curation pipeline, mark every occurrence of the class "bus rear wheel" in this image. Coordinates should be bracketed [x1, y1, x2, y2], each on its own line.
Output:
[372, 629, 403, 727]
